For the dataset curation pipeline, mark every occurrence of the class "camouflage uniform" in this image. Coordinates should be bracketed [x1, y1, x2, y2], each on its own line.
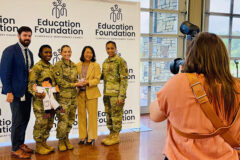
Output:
[102, 55, 128, 133]
[53, 58, 78, 139]
[28, 60, 55, 143]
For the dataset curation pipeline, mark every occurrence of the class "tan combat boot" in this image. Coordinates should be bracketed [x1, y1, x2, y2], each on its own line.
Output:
[65, 133, 74, 150]
[35, 142, 51, 155]
[103, 132, 120, 146]
[101, 130, 114, 144]
[42, 141, 55, 152]
[58, 139, 67, 151]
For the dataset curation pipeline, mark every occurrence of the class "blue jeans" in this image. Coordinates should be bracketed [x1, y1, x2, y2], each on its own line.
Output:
[10, 91, 32, 151]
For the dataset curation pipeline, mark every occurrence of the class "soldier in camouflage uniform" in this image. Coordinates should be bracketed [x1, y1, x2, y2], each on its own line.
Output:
[101, 41, 128, 145]
[53, 45, 81, 151]
[28, 45, 55, 154]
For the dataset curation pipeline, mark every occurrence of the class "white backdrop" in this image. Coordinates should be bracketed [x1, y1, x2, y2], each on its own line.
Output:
[0, 0, 140, 142]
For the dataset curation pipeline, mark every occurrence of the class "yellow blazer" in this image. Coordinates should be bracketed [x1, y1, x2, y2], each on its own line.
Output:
[76, 61, 101, 99]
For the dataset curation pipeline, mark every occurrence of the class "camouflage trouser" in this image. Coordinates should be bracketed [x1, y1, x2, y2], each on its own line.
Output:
[33, 100, 55, 142]
[56, 97, 77, 139]
[103, 96, 124, 132]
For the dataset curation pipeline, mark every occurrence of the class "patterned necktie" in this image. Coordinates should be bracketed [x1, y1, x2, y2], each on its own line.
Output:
[24, 48, 29, 71]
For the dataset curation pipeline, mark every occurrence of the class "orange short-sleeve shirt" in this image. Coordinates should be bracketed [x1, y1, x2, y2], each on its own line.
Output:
[157, 73, 240, 160]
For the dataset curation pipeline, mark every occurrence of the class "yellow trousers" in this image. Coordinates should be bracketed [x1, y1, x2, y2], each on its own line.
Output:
[77, 91, 98, 140]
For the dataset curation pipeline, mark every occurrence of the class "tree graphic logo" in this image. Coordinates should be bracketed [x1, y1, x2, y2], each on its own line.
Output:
[52, 49, 61, 65]
[110, 4, 122, 23]
[52, 0, 67, 19]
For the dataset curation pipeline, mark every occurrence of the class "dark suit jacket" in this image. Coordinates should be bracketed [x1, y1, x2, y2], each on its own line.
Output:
[0, 43, 34, 97]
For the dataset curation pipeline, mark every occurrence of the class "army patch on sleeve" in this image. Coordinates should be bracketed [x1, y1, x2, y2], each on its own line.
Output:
[56, 72, 60, 76]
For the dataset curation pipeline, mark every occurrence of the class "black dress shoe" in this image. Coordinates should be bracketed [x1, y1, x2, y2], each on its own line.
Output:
[78, 138, 86, 145]
[86, 139, 95, 145]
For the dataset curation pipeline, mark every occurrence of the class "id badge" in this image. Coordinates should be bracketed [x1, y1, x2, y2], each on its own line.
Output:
[20, 95, 26, 101]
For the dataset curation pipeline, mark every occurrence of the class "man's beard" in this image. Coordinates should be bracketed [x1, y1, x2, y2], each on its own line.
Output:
[19, 38, 31, 47]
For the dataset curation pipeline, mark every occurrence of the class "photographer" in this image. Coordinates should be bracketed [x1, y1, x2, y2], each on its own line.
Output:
[150, 32, 240, 160]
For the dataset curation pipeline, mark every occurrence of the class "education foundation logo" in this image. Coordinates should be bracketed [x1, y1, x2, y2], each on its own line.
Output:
[0, 108, 12, 136]
[95, 4, 136, 38]
[34, 0, 84, 36]
[0, 15, 18, 34]
[52, 0, 67, 19]
[110, 4, 122, 23]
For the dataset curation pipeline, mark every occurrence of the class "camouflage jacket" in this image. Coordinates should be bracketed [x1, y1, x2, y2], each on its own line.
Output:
[53, 58, 78, 99]
[102, 55, 128, 100]
[28, 60, 56, 99]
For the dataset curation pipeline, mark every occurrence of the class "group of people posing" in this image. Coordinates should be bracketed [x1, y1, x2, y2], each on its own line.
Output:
[0, 26, 128, 159]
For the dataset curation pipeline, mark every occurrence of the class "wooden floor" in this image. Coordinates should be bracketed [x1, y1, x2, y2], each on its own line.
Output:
[0, 114, 167, 160]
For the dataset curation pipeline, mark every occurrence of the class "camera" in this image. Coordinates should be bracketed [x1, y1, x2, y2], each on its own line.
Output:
[169, 21, 200, 74]
[180, 21, 200, 39]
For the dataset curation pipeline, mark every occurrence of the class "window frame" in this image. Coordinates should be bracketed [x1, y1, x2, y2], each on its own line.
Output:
[204, 0, 240, 58]
[204, 0, 240, 79]
[140, 0, 187, 113]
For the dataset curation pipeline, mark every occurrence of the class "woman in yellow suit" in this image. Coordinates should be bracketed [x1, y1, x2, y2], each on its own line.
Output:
[77, 46, 101, 145]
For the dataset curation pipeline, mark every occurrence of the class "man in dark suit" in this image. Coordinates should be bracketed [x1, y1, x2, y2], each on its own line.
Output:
[0, 26, 34, 159]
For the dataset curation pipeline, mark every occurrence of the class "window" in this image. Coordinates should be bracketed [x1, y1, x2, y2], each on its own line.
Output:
[140, 0, 186, 113]
[204, 0, 240, 77]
